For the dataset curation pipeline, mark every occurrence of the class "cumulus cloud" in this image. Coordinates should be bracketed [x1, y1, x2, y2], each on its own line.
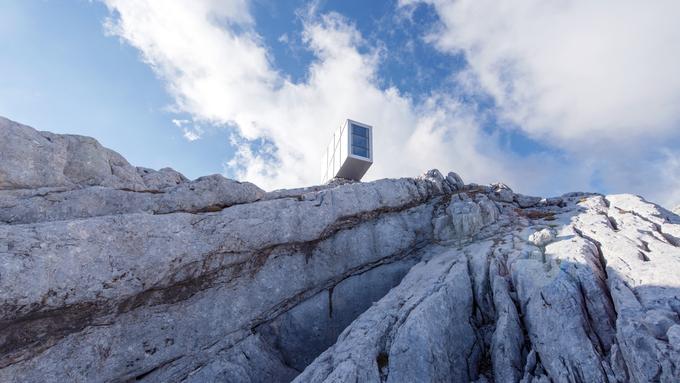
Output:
[103, 0, 680, 207]
[404, 0, 680, 145]
[401, 0, 680, 206]
[103, 0, 556, 192]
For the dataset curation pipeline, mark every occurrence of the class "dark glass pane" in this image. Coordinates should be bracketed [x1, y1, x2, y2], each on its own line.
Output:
[352, 146, 369, 158]
[352, 134, 368, 149]
[351, 124, 368, 138]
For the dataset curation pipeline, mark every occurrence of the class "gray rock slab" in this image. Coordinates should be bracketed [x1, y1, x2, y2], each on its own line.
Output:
[2, 118, 680, 383]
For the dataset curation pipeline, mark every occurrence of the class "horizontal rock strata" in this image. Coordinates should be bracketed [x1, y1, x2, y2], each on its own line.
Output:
[1, 116, 679, 382]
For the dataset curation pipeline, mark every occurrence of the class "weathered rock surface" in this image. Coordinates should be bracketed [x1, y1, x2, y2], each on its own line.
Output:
[0, 118, 264, 225]
[1, 117, 679, 382]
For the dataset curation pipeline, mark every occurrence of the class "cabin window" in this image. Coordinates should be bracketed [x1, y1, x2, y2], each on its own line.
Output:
[351, 124, 370, 158]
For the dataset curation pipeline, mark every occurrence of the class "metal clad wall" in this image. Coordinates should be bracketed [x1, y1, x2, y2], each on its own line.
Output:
[322, 119, 371, 183]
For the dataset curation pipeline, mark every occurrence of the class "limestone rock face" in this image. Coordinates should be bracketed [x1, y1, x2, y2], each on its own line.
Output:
[0, 117, 145, 191]
[1, 117, 680, 383]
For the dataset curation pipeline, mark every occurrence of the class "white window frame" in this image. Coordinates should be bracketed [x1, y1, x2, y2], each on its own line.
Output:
[347, 119, 373, 162]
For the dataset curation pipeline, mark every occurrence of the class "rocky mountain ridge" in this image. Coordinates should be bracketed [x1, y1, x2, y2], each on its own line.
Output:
[1, 116, 679, 382]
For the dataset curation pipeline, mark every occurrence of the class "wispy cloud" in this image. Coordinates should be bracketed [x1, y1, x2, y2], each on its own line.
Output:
[171, 118, 203, 141]
[181, 126, 203, 142]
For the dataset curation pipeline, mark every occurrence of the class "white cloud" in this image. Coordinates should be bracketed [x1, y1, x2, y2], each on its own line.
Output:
[104, 0, 552, 192]
[182, 126, 204, 142]
[171, 118, 190, 127]
[652, 150, 680, 208]
[400, 0, 680, 206]
[103, 0, 680, 208]
[404, 0, 680, 146]
[171, 118, 203, 141]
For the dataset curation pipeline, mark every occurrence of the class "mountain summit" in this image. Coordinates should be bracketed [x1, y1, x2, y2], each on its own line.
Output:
[1, 117, 679, 382]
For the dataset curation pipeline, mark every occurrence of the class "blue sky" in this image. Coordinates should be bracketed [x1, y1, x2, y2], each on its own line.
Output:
[0, 1, 465, 174]
[1, 1, 680, 207]
[0, 1, 234, 177]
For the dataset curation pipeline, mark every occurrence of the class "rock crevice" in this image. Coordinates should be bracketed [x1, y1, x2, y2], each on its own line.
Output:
[1, 118, 679, 382]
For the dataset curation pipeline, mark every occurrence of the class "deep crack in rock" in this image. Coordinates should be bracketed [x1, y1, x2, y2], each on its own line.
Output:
[1, 118, 679, 382]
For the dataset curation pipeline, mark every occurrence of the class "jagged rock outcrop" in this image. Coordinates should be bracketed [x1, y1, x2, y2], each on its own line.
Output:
[296, 192, 680, 383]
[1, 117, 679, 383]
